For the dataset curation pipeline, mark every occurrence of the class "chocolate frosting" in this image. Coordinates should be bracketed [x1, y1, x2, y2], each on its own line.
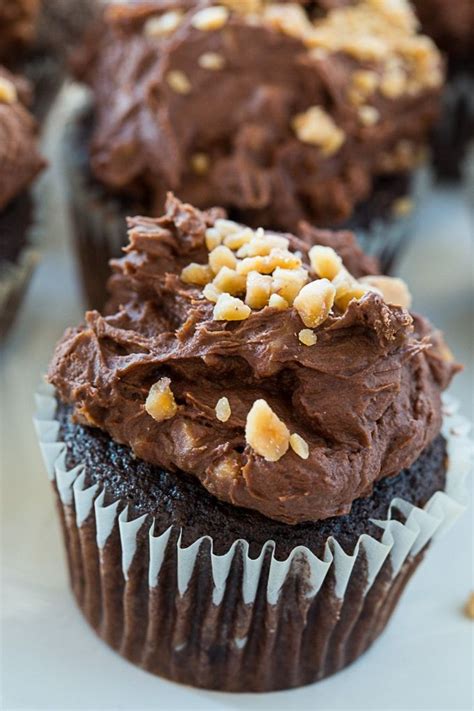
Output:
[48, 196, 458, 524]
[0, 66, 45, 211]
[73, 1, 443, 231]
[412, 1, 474, 62]
[0, 0, 40, 63]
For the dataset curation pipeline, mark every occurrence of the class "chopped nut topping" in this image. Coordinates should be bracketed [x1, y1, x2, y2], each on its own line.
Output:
[203, 282, 221, 303]
[237, 249, 301, 276]
[167, 70, 191, 94]
[214, 218, 241, 237]
[464, 592, 474, 620]
[352, 69, 379, 96]
[209, 244, 237, 273]
[213, 293, 251, 320]
[213, 452, 241, 479]
[144, 10, 183, 37]
[245, 399, 290, 462]
[293, 279, 336, 328]
[380, 67, 406, 98]
[298, 329, 317, 346]
[181, 262, 213, 286]
[245, 271, 272, 309]
[0, 77, 17, 104]
[292, 106, 345, 155]
[191, 6, 229, 31]
[271, 267, 308, 305]
[392, 196, 414, 217]
[268, 293, 289, 310]
[263, 4, 313, 40]
[358, 105, 380, 126]
[145, 377, 178, 422]
[205, 227, 222, 251]
[213, 266, 246, 295]
[198, 52, 226, 70]
[309, 245, 343, 280]
[289, 433, 309, 459]
[359, 275, 412, 308]
[239, 233, 290, 257]
[215, 396, 232, 422]
[223, 227, 253, 250]
[191, 152, 210, 175]
[336, 282, 370, 311]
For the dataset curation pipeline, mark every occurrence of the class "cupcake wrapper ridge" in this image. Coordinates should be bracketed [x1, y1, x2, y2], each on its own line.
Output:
[34, 384, 472, 692]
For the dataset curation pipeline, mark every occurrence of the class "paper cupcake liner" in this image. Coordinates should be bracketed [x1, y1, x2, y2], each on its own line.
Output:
[0, 191, 43, 341]
[0, 246, 39, 340]
[33, 385, 472, 691]
[431, 67, 474, 182]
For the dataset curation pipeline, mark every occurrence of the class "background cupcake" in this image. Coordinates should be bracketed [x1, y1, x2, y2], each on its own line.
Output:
[412, 0, 474, 180]
[37, 195, 465, 692]
[64, 0, 444, 307]
[0, 67, 46, 339]
[0, 0, 98, 120]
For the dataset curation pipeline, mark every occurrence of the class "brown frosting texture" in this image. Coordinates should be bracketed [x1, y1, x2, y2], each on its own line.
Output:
[48, 196, 458, 524]
[73, 0, 443, 231]
[0, 66, 45, 211]
[0, 0, 40, 62]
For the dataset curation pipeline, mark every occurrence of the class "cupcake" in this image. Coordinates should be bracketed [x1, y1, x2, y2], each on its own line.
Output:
[0, 67, 46, 339]
[411, 0, 474, 180]
[35, 195, 469, 692]
[65, 0, 444, 307]
[0, 0, 98, 120]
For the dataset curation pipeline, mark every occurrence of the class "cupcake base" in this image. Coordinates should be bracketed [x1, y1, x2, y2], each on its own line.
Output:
[33, 390, 469, 693]
[0, 192, 39, 340]
[63, 109, 419, 310]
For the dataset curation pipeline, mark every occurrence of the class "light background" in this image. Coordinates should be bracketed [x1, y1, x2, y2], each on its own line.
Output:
[1, 87, 473, 711]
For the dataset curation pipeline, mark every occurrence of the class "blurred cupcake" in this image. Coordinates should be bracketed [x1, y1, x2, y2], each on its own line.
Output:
[412, 0, 474, 180]
[0, 0, 98, 120]
[0, 67, 46, 339]
[35, 195, 468, 692]
[64, 0, 444, 306]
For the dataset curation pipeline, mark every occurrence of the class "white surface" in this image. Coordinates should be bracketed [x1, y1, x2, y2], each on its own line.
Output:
[1, 91, 473, 711]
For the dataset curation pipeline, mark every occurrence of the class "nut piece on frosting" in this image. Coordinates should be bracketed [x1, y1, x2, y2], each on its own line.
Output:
[293, 279, 336, 328]
[292, 106, 346, 155]
[289, 433, 310, 460]
[309, 245, 343, 280]
[145, 377, 178, 422]
[215, 397, 231, 423]
[213, 293, 251, 321]
[360, 275, 412, 308]
[245, 399, 290, 462]
[299, 329, 317, 346]
[0, 76, 17, 104]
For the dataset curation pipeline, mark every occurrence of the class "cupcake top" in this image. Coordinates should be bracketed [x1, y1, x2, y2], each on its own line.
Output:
[74, 0, 443, 230]
[48, 196, 458, 525]
[0, 67, 45, 211]
[412, 0, 474, 63]
[0, 0, 40, 62]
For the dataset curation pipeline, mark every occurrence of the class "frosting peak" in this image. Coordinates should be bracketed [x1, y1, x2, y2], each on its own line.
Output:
[48, 196, 458, 524]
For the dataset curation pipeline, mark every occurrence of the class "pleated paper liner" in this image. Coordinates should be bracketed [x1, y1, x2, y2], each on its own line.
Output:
[0, 191, 43, 341]
[34, 385, 472, 692]
[62, 101, 424, 311]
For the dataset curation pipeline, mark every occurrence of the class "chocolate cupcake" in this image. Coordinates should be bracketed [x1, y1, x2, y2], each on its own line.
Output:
[64, 0, 443, 307]
[411, 0, 474, 180]
[0, 0, 98, 120]
[35, 195, 469, 692]
[0, 67, 45, 339]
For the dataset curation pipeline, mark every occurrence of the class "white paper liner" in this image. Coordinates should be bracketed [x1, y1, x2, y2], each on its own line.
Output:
[34, 383, 472, 605]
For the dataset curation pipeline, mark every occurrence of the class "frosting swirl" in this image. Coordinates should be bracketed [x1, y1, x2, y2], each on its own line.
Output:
[48, 196, 458, 524]
[0, 66, 45, 211]
[73, 0, 443, 231]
